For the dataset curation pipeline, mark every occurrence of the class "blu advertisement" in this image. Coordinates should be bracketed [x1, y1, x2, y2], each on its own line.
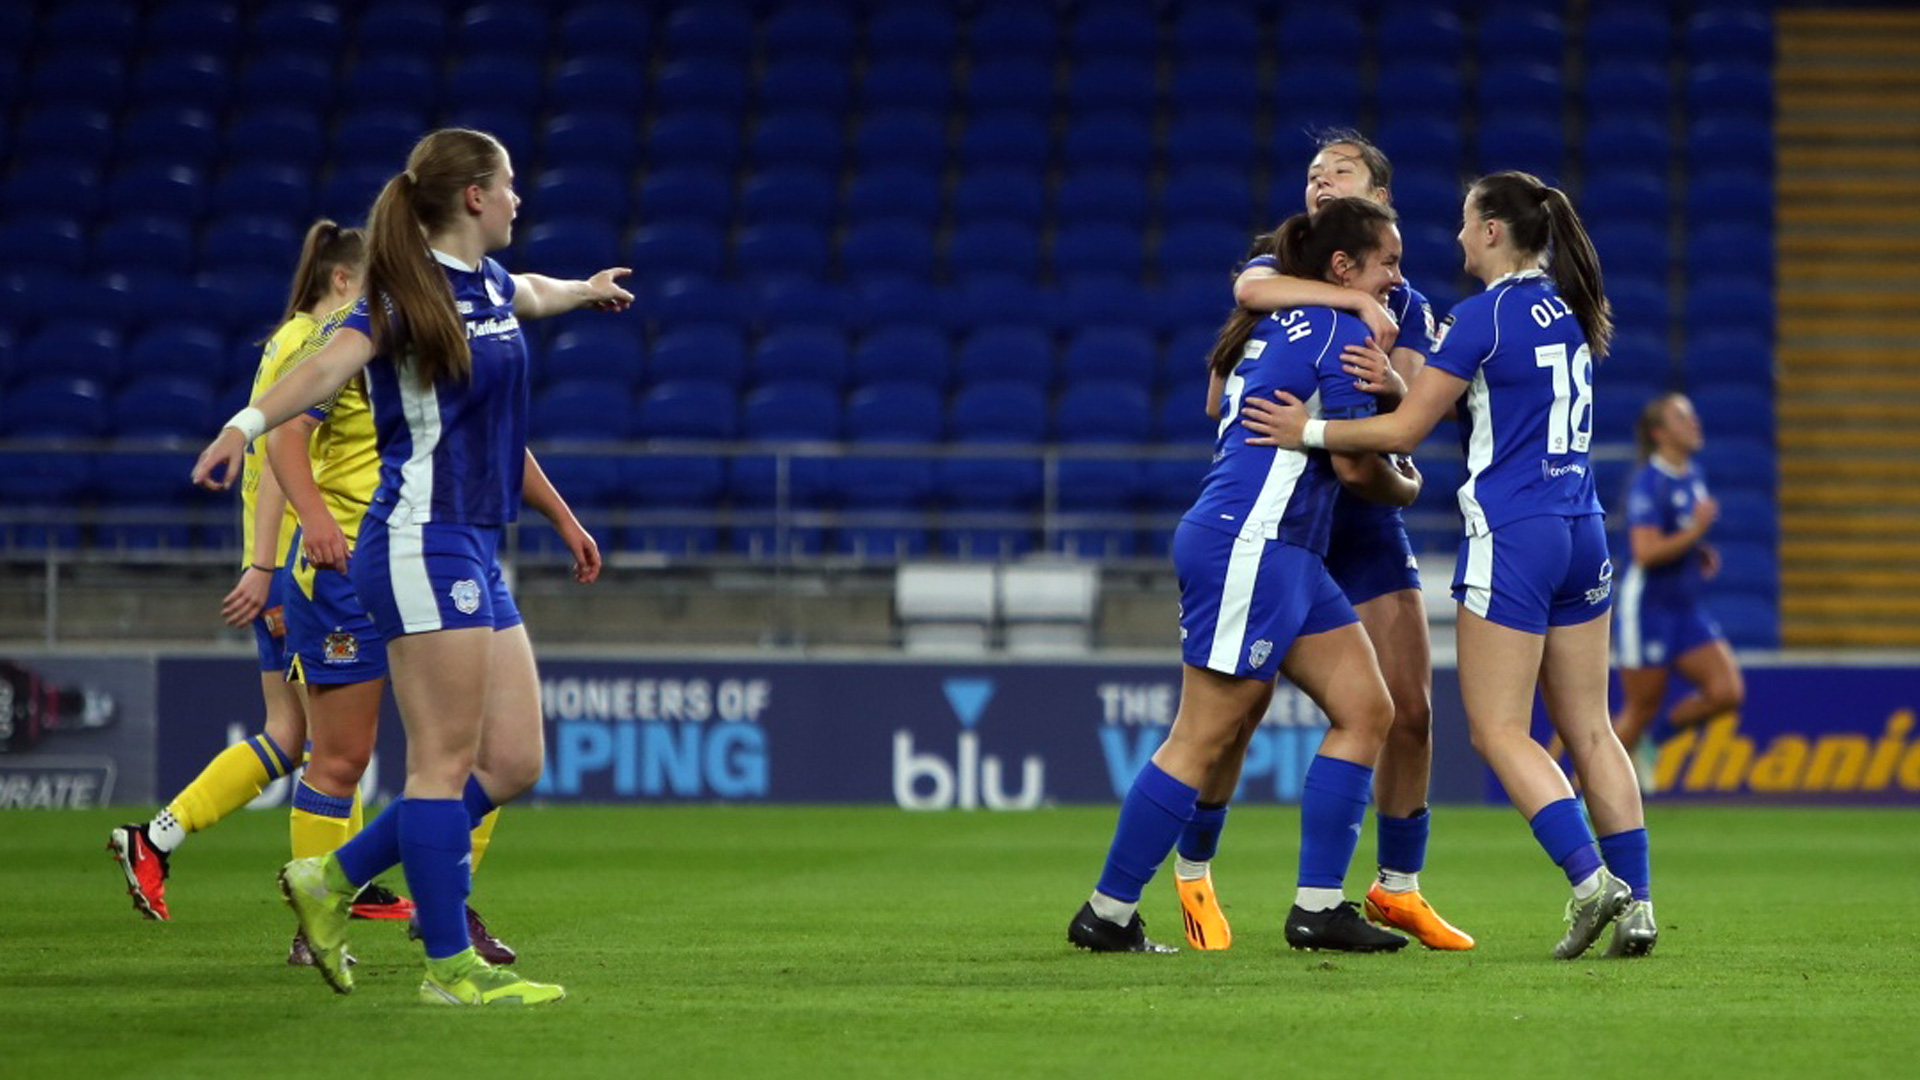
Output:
[126, 656, 1920, 808]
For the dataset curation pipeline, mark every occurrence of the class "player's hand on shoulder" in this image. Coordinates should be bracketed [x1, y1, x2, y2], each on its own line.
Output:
[1342, 338, 1404, 398]
[1241, 391, 1308, 448]
[191, 428, 247, 491]
[586, 268, 634, 312]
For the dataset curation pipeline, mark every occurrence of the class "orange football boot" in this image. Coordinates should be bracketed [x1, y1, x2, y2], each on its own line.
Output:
[1175, 871, 1233, 950]
[1364, 882, 1476, 950]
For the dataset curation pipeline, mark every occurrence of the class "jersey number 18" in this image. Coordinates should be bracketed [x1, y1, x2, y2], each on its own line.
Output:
[1534, 343, 1594, 454]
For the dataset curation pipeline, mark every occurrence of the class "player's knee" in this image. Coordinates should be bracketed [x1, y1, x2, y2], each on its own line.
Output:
[477, 750, 542, 801]
[1709, 669, 1746, 713]
[1389, 696, 1433, 743]
[303, 750, 369, 793]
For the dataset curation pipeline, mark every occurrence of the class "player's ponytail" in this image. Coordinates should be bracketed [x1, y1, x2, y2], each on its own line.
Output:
[1470, 171, 1614, 358]
[279, 219, 367, 326]
[1634, 392, 1681, 464]
[366, 128, 506, 386]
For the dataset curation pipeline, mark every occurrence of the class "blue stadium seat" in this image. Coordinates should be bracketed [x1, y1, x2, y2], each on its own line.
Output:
[638, 379, 738, 440]
[626, 379, 734, 555]
[1585, 62, 1671, 127]
[544, 324, 646, 385]
[357, 4, 448, 51]
[1476, 118, 1566, 181]
[132, 53, 230, 113]
[1690, 384, 1774, 441]
[1062, 328, 1156, 388]
[1276, 8, 1363, 57]
[854, 111, 946, 170]
[0, 442, 92, 528]
[90, 439, 207, 550]
[3, 162, 100, 221]
[958, 113, 1051, 169]
[1706, 592, 1778, 649]
[852, 327, 951, 391]
[1053, 380, 1152, 534]
[1605, 331, 1673, 385]
[331, 109, 430, 174]
[956, 327, 1054, 389]
[949, 222, 1042, 280]
[236, 52, 334, 111]
[841, 220, 937, 282]
[558, 3, 652, 60]
[1060, 274, 1159, 335]
[1687, 171, 1773, 230]
[650, 276, 746, 332]
[0, 375, 109, 435]
[227, 108, 327, 171]
[754, 278, 852, 334]
[857, 277, 951, 333]
[1173, 7, 1260, 63]
[1055, 168, 1149, 227]
[1584, 120, 1672, 175]
[530, 379, 635, 441]
[1376, 4, 1464, 67]
[150, 2, 242, 56]
[315, 165, 390, 224]
[1592, 222, 1672, 283]
[954, 168, 1046, 225]
[964, 58, 1055, 113]
[629, 221, 726, 281]
[1684, 281, 1773, 346]
[251, 2, 346, 51]
[94, 216, 196, 274]
[740, 168, 837, 226]
[545, 110, 640, 171]
[1478, 7, 1565, 62]
[1373, 64, 1461, 122]
[522, 219, 619, 281]
[1162, 167, 1254, 229]
[124, 323, 226, 383]
[1064, 114, 1154, 170]
[765, 2, 855, 63]
[751, 328, 851, 387]
[861, 58, 953, 114]
[637, 167, 732, 226]
[532, 167, 628, 224]
[23, 323, 121, 386]
[1686, 224, 1771, 277]
[1609, 276, 1671, 341]
[1053, 223, 1147, 283]
[868, 6, 957, 61]
[729, 380, 841, 555]
[119, 107, 221, 168]
[1681, 332, 1766, 382]
[1687, 117, 1774, 173]
[647, 111, 742, 170]
[1478, 63, 1566, 125]
[1166, 116, 1259, 175]
[1687, 9, 1774, 65]
[341, 53, 438, 113]
[956, 276, 1054, 334]
[1159, 276, 1234, 346]
[835, 381, 942, 559]
[1713, 536, 1779, 594]
[651, 326, 747, 388]
[0, 217, 86, 273]
[1696, 436, 1776, 494]
[16, 106, 114, 165]
[457, 4, 550, 56]
[941, 379, 1047, 557]
[1688, 63, 1772, 122]
[549, 58, 645, 113]
[653, 57, 750, 115]
[1070, 7, 1158, 61]
[1158, 223, 1246, 279]
[1582, 170, 1671, 230]
[735, 379, 842, 459]
[201, 216, 299, 273]
[1372, 119, 1464, 176]
[1068, 58, 1157, 117]
[1587, 5, 1672, 63]
[760, 58, 851, 113]
[111, 376, 217, 437]
[748, 109, 845, 172]
[28, 49, 126, 111]
[1170, 58, 1258, 116]
[1594, 378, 1660, 447]
[971, 5, 1060, 61]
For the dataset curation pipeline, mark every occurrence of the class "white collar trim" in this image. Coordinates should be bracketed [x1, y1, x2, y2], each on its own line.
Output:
[1488, 268, 1548, 289]
[1649, 454, 1689, 479]
[431, 248, 480, 273]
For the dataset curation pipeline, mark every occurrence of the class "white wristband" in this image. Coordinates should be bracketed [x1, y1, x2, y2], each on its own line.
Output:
[225, 406, 267, 443]
[1302, 418, 1329, 449]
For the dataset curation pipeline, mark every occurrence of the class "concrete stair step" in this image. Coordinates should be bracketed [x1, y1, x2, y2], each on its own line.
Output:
[1782, 622, 1920, 648]
[1781, 314, 1920, 338]
[1782, 567, 1920, 591]
[1779, 457, 1920, 481]
[1777, 400, 1920, 424]
[1780, 512, 1920, 537]
[1780, 539, 1920, 562]
[1783, 594, 1920, 618]
[1777, 235, 1920, 257]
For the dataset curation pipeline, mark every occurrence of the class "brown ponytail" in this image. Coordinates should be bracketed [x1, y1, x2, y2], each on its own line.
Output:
[279, 219, 367, 325]
[1206, 198, 1398, 379]
[365, 128, 507, 386]
[1469, 171, 1615, 358]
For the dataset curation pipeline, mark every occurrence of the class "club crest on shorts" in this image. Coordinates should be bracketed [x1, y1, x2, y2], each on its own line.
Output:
[450, 578, 482, 615]
[323, 631, 358, 664]
[1248, 639, 1273, 668]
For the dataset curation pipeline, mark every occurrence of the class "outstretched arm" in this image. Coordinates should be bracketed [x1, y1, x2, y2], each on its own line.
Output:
[192, 328, 376, 491]
[510, 268, 635, 320]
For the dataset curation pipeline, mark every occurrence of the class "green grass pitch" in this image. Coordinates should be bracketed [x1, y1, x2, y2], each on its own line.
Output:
[4, 805, 1916, 1079]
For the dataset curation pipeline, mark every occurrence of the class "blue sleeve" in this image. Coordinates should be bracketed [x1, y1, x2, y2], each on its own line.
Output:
[341, 296, 373, 338]
[1240, 253, 1278, 274]
[1316, 312, 1378, 419]
[1425, 292, 1496, 382]
[1391, 282, 1437, 357]
[484, 259, 518, 304]
[1624, 467, 1662, 529]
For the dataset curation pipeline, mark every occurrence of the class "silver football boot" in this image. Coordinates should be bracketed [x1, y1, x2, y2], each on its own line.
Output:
[1603, 899, 1659, 958]
[1551, 868, 1632, 960]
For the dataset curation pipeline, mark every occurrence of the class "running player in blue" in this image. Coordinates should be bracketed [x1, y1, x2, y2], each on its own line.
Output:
[192, 128, 633, 1004]
[1613, 392, 1743, 767]
[1176, 131, 1472, 953]
[1245, 172, 1657, 959]
[1070, 198, 1420, 954]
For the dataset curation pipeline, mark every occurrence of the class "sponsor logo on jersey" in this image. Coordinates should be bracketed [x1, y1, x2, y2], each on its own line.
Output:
[450, 579, 482, 615]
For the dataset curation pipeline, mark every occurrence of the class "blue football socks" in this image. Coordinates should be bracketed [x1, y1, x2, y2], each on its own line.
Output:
[398, 797, 474, 960]
[1529, 797, 1605, 887]
[332, 798, 402, 889]
[1298, 755, 1373, 889]
[1598, 827, 1652, 900]
[1094, 762, 1198, 904]
[1177, 801, 1229, 864]
[1376, 807, 1430, 878]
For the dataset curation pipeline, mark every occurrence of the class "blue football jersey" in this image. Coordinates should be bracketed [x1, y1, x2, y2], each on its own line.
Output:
[1239, 254, 1434, 355]
[345, 251, 530, 527]
[1624, 457, 1710, 605]
[1183, 306, 1378, 555]
[1426, 269, 1603, 534]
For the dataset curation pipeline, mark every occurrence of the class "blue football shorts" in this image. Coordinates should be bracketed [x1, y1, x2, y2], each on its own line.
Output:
[1325, 498, 1422, 607]
[250, 563, 293, 674]
[1175, 520, 1358, 680]
[1452, 513, 1612, 634]
[1613, 573, 1725, 668]
[285, 527, 389, 686]
[351, 518, 522, 640]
